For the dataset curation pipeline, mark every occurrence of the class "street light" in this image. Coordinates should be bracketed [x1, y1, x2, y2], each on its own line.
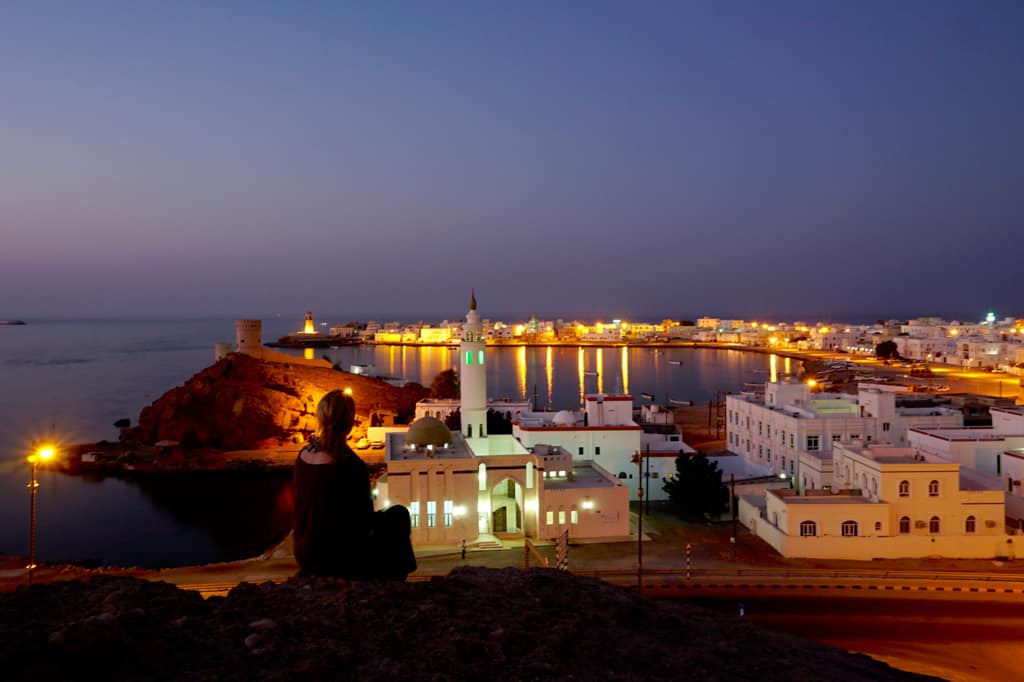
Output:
[27, 445, 55, 584]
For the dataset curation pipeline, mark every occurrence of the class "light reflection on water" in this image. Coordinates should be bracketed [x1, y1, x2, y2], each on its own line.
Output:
[0, 319, 782, 566]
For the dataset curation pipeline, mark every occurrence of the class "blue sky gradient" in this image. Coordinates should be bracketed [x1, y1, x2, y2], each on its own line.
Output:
[2, 1, 1022, 321]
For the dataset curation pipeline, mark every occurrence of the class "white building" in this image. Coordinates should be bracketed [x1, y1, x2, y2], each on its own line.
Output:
[738, 443, 1011, 559]
[726, 382, 963, 492]
[909, 406, 1024, 527]
[513, 396, 693, 501]
[375, 294, 631, 547]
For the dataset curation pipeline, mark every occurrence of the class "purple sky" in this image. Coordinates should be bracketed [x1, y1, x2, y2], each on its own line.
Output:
[2, 1, 1022, 322]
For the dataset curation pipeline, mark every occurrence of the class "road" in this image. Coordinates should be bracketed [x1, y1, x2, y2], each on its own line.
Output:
[679, 594, 1024, 682]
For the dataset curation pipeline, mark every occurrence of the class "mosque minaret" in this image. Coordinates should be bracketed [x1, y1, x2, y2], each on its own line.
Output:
[460, 290, 488, 439]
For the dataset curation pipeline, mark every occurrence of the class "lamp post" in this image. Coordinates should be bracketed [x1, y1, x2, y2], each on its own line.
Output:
[27, 445, 55, 584]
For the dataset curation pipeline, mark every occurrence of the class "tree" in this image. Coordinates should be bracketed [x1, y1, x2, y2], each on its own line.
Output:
[430, 369, 459, 399]
[662, 453, 729, 519]
[444, 409, 461, 431]
[486, 409, 513, 435]
[875, 340, 899, 360]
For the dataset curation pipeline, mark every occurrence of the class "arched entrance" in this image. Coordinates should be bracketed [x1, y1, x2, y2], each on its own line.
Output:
[490, 478, 523, 535]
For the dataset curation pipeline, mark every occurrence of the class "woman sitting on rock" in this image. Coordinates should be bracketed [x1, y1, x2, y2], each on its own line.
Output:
[293, 390, 416, 580]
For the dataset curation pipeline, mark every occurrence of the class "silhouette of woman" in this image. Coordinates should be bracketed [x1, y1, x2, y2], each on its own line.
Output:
[293, 390, 416, 579]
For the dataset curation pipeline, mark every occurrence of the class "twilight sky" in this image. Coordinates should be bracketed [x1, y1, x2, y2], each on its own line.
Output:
[2, 1, 1022, 322]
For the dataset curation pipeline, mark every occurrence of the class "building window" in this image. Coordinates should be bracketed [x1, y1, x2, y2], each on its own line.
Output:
[767, 426, 771, 437]
[807, 435, 820, 451]
[850, 433, 860, 441]
[427, 501, 437, 527]
[882, 422, 891, 432]
[832, 434, 841, 443]
[899, 480, 910, 497]
[546, 510, 554, 525]
[570, 510, 579, 524]
[478, 350, 485, 365]
[874, 521, 882, 532]
[789, 434, 794, 448]
[578, 447, 584, 456]
[618, 471, 627, 479]
[841, 520, 859, 537]
[758, 421, 763, 435]
[781, 430, 786, 445]
[443, 500, 453, 527]
[899, 516, 910, 534]
[929, 516, 940, 534]
[928, 480, 939, 497]
[799, 520, 817, 537]
[558, 510, 566, 524]
[965, 516, 976, 533]
[410, 501, 420, 528]
[758, 445, 763, 457]
[595, 447, 601, 455]
[782, 456, 786, 469]
[790, 460, 794, 473]
[466, 351, 473, 365]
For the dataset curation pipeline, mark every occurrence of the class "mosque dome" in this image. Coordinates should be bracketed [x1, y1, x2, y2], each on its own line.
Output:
[406, 416, 453, 447]
[551, 410, 576, 427]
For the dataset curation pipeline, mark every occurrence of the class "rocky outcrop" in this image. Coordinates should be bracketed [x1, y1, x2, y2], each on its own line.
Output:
[122, 353, 428, 450]
[1, 569, 932, 681]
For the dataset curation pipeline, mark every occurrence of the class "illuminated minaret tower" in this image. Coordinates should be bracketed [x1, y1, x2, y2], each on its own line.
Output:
[460, 290, 487, 439]
[303, 311, 316, 334]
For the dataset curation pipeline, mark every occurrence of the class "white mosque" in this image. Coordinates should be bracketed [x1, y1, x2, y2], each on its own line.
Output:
[375, 293, 632, 547]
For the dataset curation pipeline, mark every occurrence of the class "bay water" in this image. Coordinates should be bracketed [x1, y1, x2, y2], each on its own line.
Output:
[0, 319, 778, 567]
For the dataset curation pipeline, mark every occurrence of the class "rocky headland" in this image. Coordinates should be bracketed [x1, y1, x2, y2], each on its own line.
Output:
[66, 353, 429, 473]
[1, 567, 934, 681]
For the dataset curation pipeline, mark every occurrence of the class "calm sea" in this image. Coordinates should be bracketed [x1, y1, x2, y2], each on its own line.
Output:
[0, 319, 781, 567]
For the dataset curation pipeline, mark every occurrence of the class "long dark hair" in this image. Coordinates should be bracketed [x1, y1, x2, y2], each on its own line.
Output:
[315, 390, 356, 457]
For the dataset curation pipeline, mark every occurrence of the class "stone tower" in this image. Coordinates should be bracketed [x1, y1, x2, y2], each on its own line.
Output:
[236, 319, 262, 356]
[460, 290, 487, 439]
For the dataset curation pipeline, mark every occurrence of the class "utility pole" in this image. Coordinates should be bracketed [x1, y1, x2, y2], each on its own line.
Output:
[645, 444, 651, 515]
[633, 451, 643, 592]
[730, 473, 737, 561]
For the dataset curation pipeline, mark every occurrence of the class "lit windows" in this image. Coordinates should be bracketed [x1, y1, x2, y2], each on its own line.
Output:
[558, 510, 566, 524]
[427, 501, 437, 527]
[546, 510, 554, 525]
[466, 351, 473, 365]
[841, 520, 858, 537]
[570, 510, 578, 524]
[410, 501, 420, 528]
[478, 350, 485, 365]
[443, 500, 453, 527]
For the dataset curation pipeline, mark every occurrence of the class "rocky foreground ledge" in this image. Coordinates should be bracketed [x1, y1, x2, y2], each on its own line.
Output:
[1, 567, 932, 681]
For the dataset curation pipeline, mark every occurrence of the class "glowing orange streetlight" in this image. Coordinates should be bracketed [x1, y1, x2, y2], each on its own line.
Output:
[343, 387, 353, 396]
[27, 445, 55, 584]
[807, 379, 818, 391]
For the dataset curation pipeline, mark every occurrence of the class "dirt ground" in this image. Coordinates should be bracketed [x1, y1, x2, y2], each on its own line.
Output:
[0, 568, 933, 681]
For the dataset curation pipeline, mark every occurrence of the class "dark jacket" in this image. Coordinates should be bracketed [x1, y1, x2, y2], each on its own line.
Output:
[292, 446, 374, 578]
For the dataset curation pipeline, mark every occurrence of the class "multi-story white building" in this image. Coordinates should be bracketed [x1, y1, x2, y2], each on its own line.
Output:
[726, 382, 963, 492]
[909, 406, 1024, 527]
[738, 443, 1010, 559]
[513, 395, 693, 501]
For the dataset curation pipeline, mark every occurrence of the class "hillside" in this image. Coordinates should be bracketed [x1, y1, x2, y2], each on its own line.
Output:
[1, 567, 934, 681]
